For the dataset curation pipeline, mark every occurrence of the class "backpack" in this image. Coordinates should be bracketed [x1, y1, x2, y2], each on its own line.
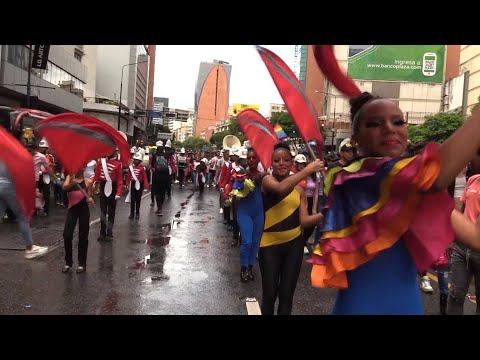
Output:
[155, 155, 169, 174]
[177, 155, 187, 169]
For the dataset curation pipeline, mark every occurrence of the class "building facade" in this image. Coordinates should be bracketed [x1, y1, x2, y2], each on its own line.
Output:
[460, 45, 480, 113]
[146, 45, 156, 114]
[173, 117, 194, 143]
[152, 97, 169, 125]
[163, 107, 194, 132]
[299, 45, 461, 148]
[194, 60, 231, 136]
[298, 45, 326, 116]
[268, 103, 287, 118]
[214, 119, 230, 134]
[0, 45, 86, 113]
[82, 45, 153, 142]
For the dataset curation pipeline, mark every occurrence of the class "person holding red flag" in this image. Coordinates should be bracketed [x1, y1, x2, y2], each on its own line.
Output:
[0, 163, 49, 258]
[93, 150, 123, 241]
[259, 143, 324, 315]
[0, 129, 48, 259]
[62, 166, 94, 273]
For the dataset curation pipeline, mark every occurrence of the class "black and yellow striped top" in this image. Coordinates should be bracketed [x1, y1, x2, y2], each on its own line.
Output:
[260, 187, 302, 247]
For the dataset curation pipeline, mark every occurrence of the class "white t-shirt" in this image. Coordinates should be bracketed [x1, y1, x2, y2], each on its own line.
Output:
[209, 156, 218, 170]
[84, 160, 97, 179]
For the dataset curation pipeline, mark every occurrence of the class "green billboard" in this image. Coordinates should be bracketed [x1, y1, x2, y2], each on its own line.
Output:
[347, 45, 445, 84]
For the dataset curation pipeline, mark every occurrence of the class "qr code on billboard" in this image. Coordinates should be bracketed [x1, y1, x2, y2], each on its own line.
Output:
[424, 60, 435, 70]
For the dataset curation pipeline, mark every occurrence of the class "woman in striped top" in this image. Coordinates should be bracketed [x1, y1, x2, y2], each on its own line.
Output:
[259, 142, 324, 315]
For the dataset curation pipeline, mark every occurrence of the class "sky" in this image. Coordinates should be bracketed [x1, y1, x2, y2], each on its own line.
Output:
[153, 45, 297, 117]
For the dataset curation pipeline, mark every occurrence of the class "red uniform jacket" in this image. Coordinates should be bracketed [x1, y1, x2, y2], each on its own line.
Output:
[93, 158, 123, 196]
[218, 161, 231, 189]
[126, 165, 149, 189]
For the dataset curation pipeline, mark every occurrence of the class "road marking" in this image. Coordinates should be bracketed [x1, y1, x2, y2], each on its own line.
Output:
[246, 297, 261, 315]
[427, 271, 476, 304]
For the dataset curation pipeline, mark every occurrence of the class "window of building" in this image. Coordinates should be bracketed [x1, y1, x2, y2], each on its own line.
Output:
[74, 49, 83, 62]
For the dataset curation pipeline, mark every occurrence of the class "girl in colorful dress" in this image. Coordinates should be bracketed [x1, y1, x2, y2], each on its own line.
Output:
[309, 92, 480, 315]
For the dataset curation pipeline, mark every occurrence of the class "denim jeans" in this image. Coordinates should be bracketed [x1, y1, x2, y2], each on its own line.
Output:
[447, 242, 480, 315]
[436, 267, 450, 297]
[0, 180, 33, 247]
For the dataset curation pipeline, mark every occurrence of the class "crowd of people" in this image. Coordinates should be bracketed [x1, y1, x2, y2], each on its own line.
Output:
[4, 90, 480, 315]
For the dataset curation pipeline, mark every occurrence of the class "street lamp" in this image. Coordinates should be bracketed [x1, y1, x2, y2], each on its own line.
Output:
[117, 60, 148, 131]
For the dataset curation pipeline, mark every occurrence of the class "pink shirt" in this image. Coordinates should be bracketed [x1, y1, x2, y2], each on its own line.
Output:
[33, 152, 49, 182]
[461, 174, 480, 222]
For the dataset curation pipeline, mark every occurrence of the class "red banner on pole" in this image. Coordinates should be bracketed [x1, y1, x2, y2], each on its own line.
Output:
[256, 45, 324, 148]
[35, 113, 130, 174]
[237, 109, 279, 169]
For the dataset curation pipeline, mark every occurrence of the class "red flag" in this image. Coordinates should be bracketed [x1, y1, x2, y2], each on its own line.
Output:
[34, 113, 130, 174]
[256, 46, 324, 148]
[237, 109, 279, 169]
[0, 127, 36, 221]
[313, 45, 361, 99]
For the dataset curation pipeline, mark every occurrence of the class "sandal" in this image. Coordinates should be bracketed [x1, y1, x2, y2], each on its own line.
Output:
[76, 266, 86, 273]
[62, 265, 71, 273]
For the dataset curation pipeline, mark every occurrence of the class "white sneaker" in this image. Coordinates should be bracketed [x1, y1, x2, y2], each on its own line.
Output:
[420, 276, 434, 293]
[25, 245, 49, 259]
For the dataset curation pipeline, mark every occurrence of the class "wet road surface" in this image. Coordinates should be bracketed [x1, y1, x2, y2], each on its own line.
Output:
[0, 184, 477, 315]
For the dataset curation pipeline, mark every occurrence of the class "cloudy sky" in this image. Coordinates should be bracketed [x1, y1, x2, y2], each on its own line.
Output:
[153, 45, 297, 117]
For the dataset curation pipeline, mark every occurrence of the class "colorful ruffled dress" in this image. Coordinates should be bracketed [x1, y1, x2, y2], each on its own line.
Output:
[230, 171, 255, 199]
[308, 144, 454, 314]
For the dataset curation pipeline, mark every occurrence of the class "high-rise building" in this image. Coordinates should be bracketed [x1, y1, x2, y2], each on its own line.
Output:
[194, 60, 231, 137]
[152, 97, 168, 125]
[298, 45, 326, 116]
[146, 45, 156, 114]
[163, 107, 194, 132]
[82, 45, 154, 143]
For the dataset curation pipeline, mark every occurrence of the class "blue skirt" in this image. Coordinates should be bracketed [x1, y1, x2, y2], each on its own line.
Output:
[332, 240, 423, 315]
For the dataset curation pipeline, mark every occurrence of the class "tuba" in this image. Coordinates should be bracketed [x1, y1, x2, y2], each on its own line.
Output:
[222, 134, 241, 151]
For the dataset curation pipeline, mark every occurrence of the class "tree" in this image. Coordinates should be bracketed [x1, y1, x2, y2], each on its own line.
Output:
[172, 140, 183, 148]
[182, 136, 210, 149]
[228, 117, 246, 143]
[269, 112, 298, 137]
[210, 131, 229, 145]
[157, 124, 170, 133]
[407, 112, 464, 144]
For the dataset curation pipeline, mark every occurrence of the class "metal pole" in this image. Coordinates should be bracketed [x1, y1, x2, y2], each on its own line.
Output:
[117, 65, 125, 131]
[26, 45, 32, 108]
[332, 96, 336, 148]
[117, 60, 148, 131]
